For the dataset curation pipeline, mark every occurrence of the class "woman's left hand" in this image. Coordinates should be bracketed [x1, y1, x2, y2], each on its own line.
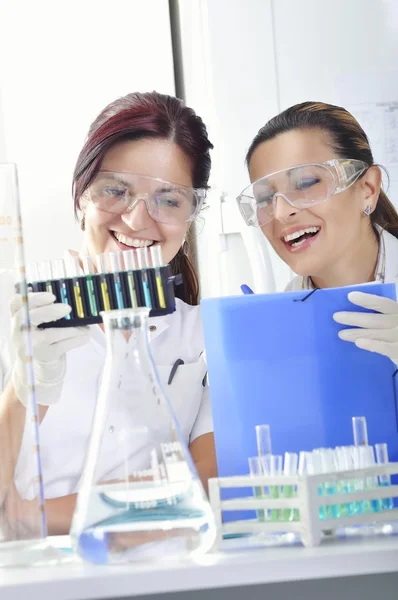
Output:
[333, 291, 398, 367]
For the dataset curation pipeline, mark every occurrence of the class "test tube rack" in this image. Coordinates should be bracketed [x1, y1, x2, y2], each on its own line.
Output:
[26, 265, 181, 328]
[209, 462, 398, 548]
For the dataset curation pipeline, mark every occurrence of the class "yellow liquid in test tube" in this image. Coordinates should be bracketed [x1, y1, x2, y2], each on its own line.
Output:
[156, 274, 166, 308]
[74, 283, 84, 318]
[101, 279, 111, 311]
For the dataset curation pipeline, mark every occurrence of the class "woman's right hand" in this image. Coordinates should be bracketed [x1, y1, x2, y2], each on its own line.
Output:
[11, 292, 89, 407]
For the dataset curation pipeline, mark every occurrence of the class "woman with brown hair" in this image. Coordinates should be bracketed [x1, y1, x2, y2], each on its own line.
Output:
[2, 91, 216, 534]
[237, 101, 398, 366]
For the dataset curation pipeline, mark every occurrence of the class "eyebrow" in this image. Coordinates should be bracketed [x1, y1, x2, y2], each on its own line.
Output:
[99, 174, 132, 187]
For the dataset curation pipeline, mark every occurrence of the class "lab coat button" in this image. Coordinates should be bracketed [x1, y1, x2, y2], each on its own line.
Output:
[150, 326, 157, 332]
[108, 425, 115, 433]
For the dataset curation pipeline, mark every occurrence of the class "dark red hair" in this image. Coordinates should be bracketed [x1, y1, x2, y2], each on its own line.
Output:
[73, 91, 213, 304]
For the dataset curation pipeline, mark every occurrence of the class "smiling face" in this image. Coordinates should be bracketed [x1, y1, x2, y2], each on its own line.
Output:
[81, 138, 194, 264]
[248, 128, 379, 278]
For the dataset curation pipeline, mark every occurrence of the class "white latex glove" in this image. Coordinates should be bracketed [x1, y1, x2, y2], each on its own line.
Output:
[333, 291, 398, 367]
[11, 292, 90, 406]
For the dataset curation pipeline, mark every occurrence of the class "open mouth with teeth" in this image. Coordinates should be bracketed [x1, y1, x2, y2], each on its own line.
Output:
[112, 231, 158, 249]
[282, 226, 321, 249]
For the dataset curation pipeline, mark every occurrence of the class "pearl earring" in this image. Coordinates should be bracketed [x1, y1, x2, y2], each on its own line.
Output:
[363, 206, 372, 216]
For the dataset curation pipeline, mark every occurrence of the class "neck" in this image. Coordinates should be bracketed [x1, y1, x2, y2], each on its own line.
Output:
[310, 228, 380, 289]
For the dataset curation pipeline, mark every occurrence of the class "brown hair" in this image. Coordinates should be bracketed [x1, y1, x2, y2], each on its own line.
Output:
[73, 91, 214, 305]
[246, 101, 398, 238]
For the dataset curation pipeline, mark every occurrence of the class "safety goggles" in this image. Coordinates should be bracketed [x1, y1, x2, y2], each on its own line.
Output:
[85, 171, 207, 226]
[237, 159, 368, 227]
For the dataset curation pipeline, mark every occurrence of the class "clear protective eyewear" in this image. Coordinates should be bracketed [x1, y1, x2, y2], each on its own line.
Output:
[85, 171, 207, 226]
[237, 159, 368, 227]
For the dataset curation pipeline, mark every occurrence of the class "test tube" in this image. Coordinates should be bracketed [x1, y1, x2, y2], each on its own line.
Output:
[359, 445, 382, 513]
[82, 255, 98, 317]
[282, 452, 298, 522]
[109, 252, 124, 309]
[352, 416, 368, 447]
[54, 258, 71, 319]
[248, 456, 265, 522]
[95, 253, 111, 311]
[39, 260, 54, 294]
[318, 449, 340, 519]
[150, 245, 166, 309]
[306, 451, 326, 520]
[68, 255, 85, 318]
[375, 443, 394, 511]
[269, 454, 282, 522]
[255, 424, 272, 458]
[335, 446, 356, 516]
[136, 247, 152, 308]
[28, 261, 40, 282]
[124, 249, 138, 308]
[351, 445, 369, 515]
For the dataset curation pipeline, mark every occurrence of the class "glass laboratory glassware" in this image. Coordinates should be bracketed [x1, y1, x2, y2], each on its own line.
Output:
[282, 452, 298, 522]
[0, 163, 60, 566]
[70, 307, 216, 564]
[375, 443, 394, 511]
[248, 456, 265, 522]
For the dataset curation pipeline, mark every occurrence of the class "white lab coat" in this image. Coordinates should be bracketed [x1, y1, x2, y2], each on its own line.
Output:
[2, 295, 212, 500]
[284, 229, 398, 291]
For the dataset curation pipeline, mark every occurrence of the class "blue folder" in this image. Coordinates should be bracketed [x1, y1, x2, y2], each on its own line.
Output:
[201, 283, 398, 483]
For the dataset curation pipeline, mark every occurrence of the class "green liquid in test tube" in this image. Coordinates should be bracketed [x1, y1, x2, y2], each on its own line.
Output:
[248, 456, 265, 522]
[269, 454, 282, 522]
[82, 255, 98, 316]
[282, 452, 298, 522]
[255, 425, 272, 521]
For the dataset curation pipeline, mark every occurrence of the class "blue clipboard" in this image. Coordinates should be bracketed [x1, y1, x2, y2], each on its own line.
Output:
[201, 283, 398, 487]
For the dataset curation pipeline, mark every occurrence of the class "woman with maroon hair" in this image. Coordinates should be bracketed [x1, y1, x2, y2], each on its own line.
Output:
[1, 91, 216, 534]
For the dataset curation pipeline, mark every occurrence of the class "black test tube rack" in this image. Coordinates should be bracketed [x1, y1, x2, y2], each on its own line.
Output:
[23, 266, 182, 328]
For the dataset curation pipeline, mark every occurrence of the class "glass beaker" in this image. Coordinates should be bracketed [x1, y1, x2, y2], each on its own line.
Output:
[70, 307, 216, 564]
[0, 163, 60, 566]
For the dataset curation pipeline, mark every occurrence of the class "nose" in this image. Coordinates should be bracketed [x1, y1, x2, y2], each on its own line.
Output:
[273, 193, 298, 222]
[121, 197, 155, 230]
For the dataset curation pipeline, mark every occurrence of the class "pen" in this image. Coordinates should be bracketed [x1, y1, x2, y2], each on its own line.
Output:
[241, 284, 254, 295]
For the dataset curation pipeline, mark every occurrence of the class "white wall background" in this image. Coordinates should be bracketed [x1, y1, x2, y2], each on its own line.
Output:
[0, 0, 175, 262]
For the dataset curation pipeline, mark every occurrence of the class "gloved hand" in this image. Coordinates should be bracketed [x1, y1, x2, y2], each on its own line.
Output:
[11, 292, 89, 407]
[333, 291, 398, 367]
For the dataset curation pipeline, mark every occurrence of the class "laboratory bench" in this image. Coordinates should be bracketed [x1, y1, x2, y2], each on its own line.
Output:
[1, 535, 398, 600]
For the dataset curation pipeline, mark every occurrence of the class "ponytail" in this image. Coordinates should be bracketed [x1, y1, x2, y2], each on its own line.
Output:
[372, 190, 398, 239]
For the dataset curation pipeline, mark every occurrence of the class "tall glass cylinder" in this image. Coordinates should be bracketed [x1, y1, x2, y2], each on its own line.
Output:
[71, 308, 216, 564]
[0, 163, 59, 566]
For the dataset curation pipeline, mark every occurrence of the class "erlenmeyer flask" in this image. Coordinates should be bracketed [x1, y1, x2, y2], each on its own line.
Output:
[0, 163, 60, 566]
[71, 308, 216, 564]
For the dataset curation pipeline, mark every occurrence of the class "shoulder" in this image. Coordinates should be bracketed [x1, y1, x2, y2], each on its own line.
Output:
[284, 274, 304, 292]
